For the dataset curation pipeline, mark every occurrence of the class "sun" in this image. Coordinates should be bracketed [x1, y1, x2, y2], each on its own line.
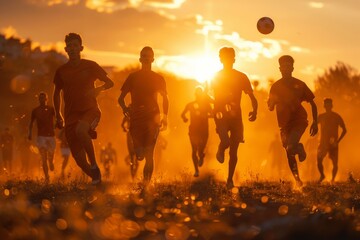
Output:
[158, 53, 222, 83]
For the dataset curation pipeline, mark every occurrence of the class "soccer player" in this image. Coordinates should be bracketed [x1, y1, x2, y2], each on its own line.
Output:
[268, 55, 318, 187]
[181, 86, 213, 177]
[211, 47, 258, 188]
[100, 142, 117, 179]
[1, 127, 14, 174]
[53, 33, 114, 185]
[118, 46, 169, 185]
[317, 98, 346, 183]
[28, 92, 56, 181]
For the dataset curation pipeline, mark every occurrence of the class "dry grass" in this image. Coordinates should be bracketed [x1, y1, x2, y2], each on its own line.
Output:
[1, 174, 360, 239]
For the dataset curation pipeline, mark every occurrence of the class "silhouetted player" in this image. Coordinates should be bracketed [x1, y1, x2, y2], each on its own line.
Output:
[100, 142, 117, 180]
[317, 98, 346, 183]
[1, 127, 14, 174]
[181, 86, 212, 177]
[53, 33, 114, 185]
[118, 46, 169, 185]
[268, 55, 318, 187]
[29, 92, 56, 181]
[121, 113, 138, 179]
[211, 47, 258, 188]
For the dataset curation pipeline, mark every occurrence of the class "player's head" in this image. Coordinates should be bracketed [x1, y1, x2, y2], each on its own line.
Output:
[38, 91, 48, 105]
[324, 98, 333, 111]
[140, 46, 154, 65]
[194, 85, 204, 100]
[219, 47, 235, 67]
[278, 55, 294, 78]
[64, 33, 83, 60]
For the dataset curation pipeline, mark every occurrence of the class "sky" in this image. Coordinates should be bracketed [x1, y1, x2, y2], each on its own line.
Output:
[1, 0, 360, 88]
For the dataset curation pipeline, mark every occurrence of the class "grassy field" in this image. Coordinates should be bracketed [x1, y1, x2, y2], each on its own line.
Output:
[1, 175, 360, 240]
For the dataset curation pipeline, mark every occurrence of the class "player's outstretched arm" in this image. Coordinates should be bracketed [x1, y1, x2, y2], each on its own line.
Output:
[160, 91, 169, 130]
[338, 117, 347, 144]
[309, 100, 318, 136]
[53, 85, 64, 129]
[248, 92, 258, 122]
[181, 104, 189, 122]
[118, 91, 130, 117]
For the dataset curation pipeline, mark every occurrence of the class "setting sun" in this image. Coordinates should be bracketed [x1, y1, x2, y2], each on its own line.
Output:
[157, 53, 222, 83]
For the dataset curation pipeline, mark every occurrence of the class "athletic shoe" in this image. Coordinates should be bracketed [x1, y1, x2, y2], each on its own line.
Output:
[226, 179, 234, 189]
[49, 162, 54, 171]
[91, 166, 102, 185]
[198, 155, 204, 167]
[216, 147, 225, 164]
[88, 129, 97, 139]
[296, 179, 303, 187]
[135, 148, 145, 161]
[318, 175, 325, 183]
[297, 143, 306, 162]
[194, 170, 199, 177]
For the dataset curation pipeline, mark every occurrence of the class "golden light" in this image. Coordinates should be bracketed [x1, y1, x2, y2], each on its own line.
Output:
[159, 54, 222, 83]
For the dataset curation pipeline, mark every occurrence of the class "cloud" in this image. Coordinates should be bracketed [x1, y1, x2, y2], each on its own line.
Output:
[139, 0, 187, 9]
[308, 2, 324, 9]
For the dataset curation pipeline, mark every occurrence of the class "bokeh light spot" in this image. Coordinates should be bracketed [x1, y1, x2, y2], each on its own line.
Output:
[278, 205, 288, 215]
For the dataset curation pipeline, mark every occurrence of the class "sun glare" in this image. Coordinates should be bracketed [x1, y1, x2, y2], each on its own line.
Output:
[158, 54, 222, 83]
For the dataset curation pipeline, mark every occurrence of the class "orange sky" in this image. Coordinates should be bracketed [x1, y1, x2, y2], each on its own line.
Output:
[1, 0, 360, 89]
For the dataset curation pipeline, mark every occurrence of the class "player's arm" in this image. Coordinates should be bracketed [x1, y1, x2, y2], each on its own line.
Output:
[118, 90, 130, 117]
[309, 99, 318, 136]
[95, 74, 114, 95]
[160, 90, 169, 130]
[53, 85, 64, 129]
[248, 92, 258, 122]
[337, 117, 347, 144]
[181, 104, 189, 122]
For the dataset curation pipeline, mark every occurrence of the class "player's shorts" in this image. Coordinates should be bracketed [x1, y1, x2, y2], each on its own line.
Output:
[215, 115, 244, 144]
[189, 129, 208, 148]
[130, 117, 160, 150]
[280, 121, 307, 148]
[65, 108, 101, 155]
[317, 143, 338, 160]
[36, 136, 56, 152]
[61, 147, 71, 157]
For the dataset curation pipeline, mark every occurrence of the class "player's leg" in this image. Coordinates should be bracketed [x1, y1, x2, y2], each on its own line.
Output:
[227, 119, 243, 188]
[61, 148, 70, 178]
[317, 145, 327, 182]
[189, 133, 199, 177]
[37, 136, 49, 181]
[198, 130, 208, 167]
[143, 122, 159, 184]
[215, 119, 230, 163]
[47, 137, 56, 171]
[66, 124, 94, 181]
[329, 146, 339, 182]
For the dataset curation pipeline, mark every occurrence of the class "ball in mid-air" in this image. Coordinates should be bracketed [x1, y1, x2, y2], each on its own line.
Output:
[257, 17, 274, 34]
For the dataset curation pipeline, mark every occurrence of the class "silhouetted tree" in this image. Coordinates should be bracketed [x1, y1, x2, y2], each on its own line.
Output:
[315, 62, 360, 106]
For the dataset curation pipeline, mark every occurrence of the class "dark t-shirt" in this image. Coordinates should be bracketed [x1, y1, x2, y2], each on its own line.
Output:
[121, 69, 167, 120]
[31, 105, 55, 137]
[268, 77, 314, 129]
[211, 69, 253, 117]
[318, 111, 345, 146]
[185, 100, 212, 133]
[53, 59, 107, 121]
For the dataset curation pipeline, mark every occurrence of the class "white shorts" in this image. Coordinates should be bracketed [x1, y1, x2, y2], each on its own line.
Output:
[61, 147, 71, 157]
[36, 136, 56, 152]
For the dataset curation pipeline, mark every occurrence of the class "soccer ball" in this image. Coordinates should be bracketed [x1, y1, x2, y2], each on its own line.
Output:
[257, 17, 274, 35]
